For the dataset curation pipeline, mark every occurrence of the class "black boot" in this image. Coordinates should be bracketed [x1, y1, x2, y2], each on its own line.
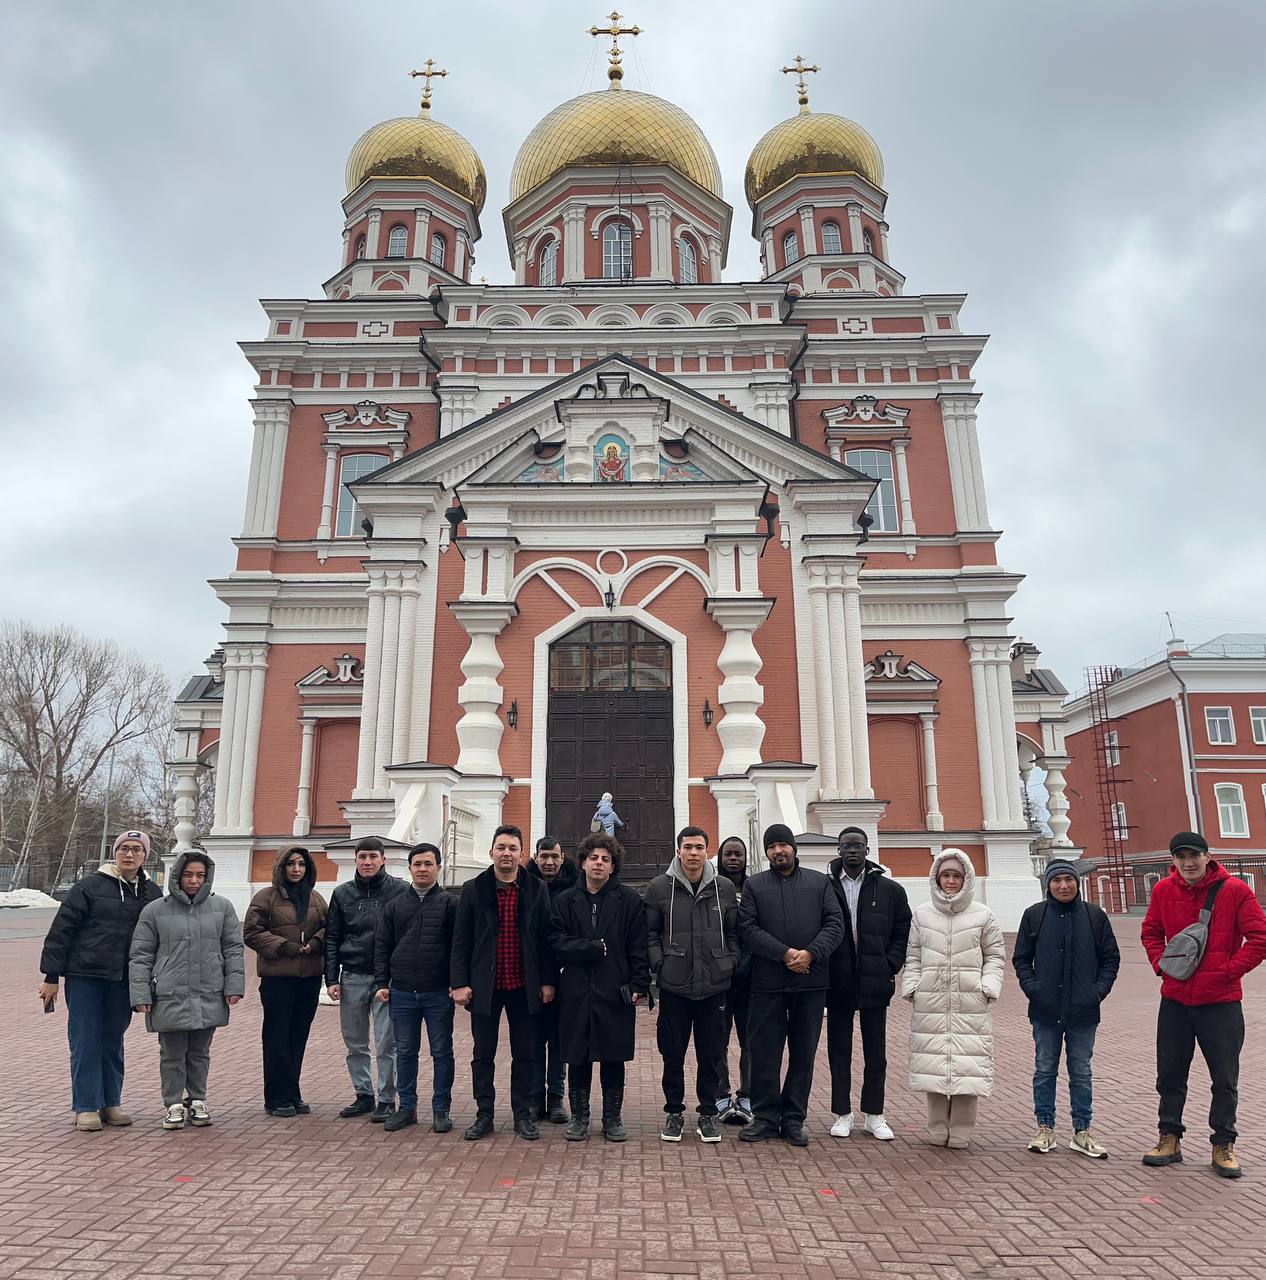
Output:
[547, 1093, 569, 1124]
[564, 1085, 591, 1141]
[601, 1087, 628, 1143]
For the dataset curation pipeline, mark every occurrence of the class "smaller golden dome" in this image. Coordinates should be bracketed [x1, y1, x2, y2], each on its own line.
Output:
[346, 110, 487, 211]
[745, 108, 884, 207]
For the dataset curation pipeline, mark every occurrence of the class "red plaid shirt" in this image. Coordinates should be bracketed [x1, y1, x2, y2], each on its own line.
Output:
[494, 880, 525, 991]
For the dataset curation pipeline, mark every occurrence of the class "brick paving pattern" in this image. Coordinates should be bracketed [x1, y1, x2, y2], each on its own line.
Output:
[3, 908, 1266, 1279]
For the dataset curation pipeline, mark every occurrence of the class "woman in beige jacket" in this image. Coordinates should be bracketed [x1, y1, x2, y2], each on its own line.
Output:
[902, 849, 1005, 1148]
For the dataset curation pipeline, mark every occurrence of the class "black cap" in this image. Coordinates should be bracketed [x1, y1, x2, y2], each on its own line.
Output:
[1169, 831, 1209, 856]
[763, 823, 797, 853]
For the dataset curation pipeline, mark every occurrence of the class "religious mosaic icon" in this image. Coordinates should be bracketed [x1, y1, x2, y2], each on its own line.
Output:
[594, 434, 629, 482]
[517, 459, 565, 483]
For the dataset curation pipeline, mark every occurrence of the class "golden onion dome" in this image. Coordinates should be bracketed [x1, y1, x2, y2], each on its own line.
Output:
[345, 109, 487, 212]
[745, 108, 884, 207]
[509, 85, 723, 204]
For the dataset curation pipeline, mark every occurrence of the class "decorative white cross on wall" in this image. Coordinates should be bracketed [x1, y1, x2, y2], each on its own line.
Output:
[361, 320, 390, 338]
[841, 317, 869, 335]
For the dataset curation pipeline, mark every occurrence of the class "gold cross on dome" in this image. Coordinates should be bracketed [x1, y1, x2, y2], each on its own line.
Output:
[588, 10, 641, 86]
[409, 58, 448, 112]
[781, 54, 820, 111]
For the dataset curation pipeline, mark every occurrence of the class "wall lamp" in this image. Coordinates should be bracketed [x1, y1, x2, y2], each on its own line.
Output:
[507, 700, 518, 730]
[603, 581, 616, 611]
[703, 698, 714, 728]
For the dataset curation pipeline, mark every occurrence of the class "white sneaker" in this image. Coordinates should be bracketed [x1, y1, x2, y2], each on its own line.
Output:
[862, 1112, 894, 1140]
[188, 1099, 212, 1127]
[162, 1104, 186, 1130]
[830, 1112, 854, 1138]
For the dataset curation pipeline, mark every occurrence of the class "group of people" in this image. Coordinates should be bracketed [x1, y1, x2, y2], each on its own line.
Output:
[37, 822, 1266, 1176]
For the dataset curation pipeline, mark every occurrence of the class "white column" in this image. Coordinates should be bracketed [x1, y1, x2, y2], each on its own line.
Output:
[1041, 754, 1074, 847]
[892, 437, 916, 535]
[798, 205, 818, 256]
[513, 237, 527, 284]
[293, 718, 317, 837]
[224, 649, 252, 830]
[366, 208, 382, 259]
[453, 230, 467, 279]
[841, 568, 872, 798]
[317, 444, 339, 540]
[940, 397, 989, 531]
[390, 567, 422, 766]
[991, 645, 1024, 825]
[920, 713, 944, 830]
[211, 650, 242, 833]
[450, 602, 517, 775]
[982, 647, 1010, 827]
[233, 644, 269, 832]
[761, 228, 775, 278]
[355, 568, 389, 795]
[648, 202, 672, 280]
[341, 228, 351, 269]
[707, 235, 723, 284]
[968, 641, 999, 829]
[413, 207, 431, 259]
[562, 202, 586, 282]
[170, 763, 205, 853]
[878, 220, 890, 262]
[241, 400, 292, 538]
[706, 599, 775, 775]
[846, 203, 864, 253]
[374, 574, 403, 792]
[825, 587, 854, 796]
[807, 575, 839, 799]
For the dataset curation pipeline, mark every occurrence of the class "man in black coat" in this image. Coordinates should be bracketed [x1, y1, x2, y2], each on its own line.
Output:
[825, 827, 911, 1141]
[527, 835, 577, 1123]
[1012, 858, 1120, 1159]
[324, 836, 408, 1121]
[374, 842, 458, 1134]
[39, 830, 163, 1130]
[737, 824, 845, 1147]
[450, 824, 557, 1141]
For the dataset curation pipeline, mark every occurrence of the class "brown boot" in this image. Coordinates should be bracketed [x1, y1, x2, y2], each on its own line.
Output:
[1212, 1143, 1242, 1179]
[74, 1111, 103, 1132]
[1142, 1133, 1182, 1166]
[100, 1107, 133, 1127]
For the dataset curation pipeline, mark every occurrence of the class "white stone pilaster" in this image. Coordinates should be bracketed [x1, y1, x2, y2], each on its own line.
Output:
[450, 601, 517, 775]
[825, 588, 854, 796]
[707, 236, 723, 284]
[878, 221, 890, 261]
[211, 651, 242, 833]
[705, 598, 775, 775]
[846, 203, 864, 254]
[648, 202, 672, 280]
[513, 237, 527, 284]
[413, 207, 431, 260]
[390, 568, 421, 765]
[1040, 755, 1073, 847]
[562, 202, 586, 282]
[940, 396, 989, 531]
[808, 583, 839, 799]
[968, 641, 1000, 829]
[317, 443, 339, 541]
[355, 569, 389, 796]
[293, 718, 317, 837]
[169, 762, 206, 853]
[841, 569, 872, 798]
[761, 228, 775, 278]
[341, 228, 351, 269]
[892, 437, 916, 535]
[993, 648, 1024, 825]
[453, 230, 467, 279]
[366, 208, 382, 259]
[798, 205, 818, 256]
[920, 713, 944, 831]
[232, 644, 269, 832]
[241, 400, 293, 538]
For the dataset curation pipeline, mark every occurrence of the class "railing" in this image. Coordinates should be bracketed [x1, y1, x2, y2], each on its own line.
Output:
[438, 817, 458, 887]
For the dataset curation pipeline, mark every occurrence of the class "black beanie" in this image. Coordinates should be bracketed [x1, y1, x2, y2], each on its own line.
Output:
[763, 823, 797, 852]
[1169, 831, 1209, 855]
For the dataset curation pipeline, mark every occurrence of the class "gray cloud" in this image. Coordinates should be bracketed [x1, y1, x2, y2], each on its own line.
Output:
[2, 0, 1263, 692]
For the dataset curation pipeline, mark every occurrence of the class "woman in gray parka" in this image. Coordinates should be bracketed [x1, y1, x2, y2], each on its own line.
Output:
[129, 850, 245, 1130]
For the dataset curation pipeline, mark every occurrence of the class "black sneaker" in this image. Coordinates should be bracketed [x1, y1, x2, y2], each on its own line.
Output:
[514, 1115, 540, 1141]
[339, 1095, 375, 1119]
[781, 1121, 810, 1148]
[292, 1101, 311, 1115]
[739, 1119, 779, 1142]
[371, 1101, 395, 1123]
[432, 1110, 453, 1133]
[383, 1108, 417, 1133]
[267, 1105, 297, 1119]
[660, 1112, 685, 1142]
[464, 1114, 494, 1141]
[697, 1114, 722, 1143]
[547, 1096, 569, 1124]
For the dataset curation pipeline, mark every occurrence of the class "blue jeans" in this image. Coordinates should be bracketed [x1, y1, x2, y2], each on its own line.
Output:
[531, 999, 565, 1102]
[65, 976, 133, 1113]
[1032, 1021, 1097, 1131]
[390, 987, 454, 1114]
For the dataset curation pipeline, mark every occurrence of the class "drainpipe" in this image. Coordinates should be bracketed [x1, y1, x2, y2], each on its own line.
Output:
[784, 289, 808, 444]
[1170, 659, 1204, 831]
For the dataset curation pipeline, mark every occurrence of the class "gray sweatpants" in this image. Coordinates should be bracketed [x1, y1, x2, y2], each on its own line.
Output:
[339, 971, 396, 1102]
[159, 1028, 216, 1106]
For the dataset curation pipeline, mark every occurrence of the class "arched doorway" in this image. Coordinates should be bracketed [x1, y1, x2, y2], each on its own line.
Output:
[546, 619, 673, 882]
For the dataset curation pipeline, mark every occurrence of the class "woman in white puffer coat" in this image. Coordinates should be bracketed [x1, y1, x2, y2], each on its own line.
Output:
[902, 849, 1005, 1148]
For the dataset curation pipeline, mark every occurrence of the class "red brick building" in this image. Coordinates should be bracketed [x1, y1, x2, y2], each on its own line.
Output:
[1064, 634, 1266, 908]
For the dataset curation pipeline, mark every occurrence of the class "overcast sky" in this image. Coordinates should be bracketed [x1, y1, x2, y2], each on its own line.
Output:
[3, 1, 1265, 696]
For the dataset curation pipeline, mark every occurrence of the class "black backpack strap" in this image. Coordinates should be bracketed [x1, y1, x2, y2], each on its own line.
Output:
[1200, 878, 1226, 923]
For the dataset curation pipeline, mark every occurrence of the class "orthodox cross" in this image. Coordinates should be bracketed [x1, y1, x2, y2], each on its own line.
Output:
[409, 59, 448, 113]
[588, 10, 641, 85]
[781, 54, 820, 110]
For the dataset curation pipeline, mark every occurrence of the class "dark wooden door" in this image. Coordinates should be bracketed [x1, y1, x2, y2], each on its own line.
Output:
[546, 690, 674, 883]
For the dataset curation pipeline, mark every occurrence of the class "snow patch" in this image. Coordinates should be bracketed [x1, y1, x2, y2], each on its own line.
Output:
[0, 889, 61, 909]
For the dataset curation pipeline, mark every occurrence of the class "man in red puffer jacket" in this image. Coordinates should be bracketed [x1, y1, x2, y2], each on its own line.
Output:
[1140, 831, 1266, 1178]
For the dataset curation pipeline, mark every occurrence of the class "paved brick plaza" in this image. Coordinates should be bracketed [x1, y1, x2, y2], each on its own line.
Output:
[3, 909, 1265, 1280]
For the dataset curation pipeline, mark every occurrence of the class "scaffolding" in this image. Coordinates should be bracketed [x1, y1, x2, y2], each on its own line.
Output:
[1085, 665, 1132, 911]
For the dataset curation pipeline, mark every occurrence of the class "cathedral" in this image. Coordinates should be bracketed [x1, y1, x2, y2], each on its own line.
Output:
[172, 19, 1073, 928]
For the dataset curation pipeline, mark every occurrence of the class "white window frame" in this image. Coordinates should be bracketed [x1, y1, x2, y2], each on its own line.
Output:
[844, 448, 898, 533]
[429, 232, 447, 268]
[677, 237, 698, 284]
[334, 453, 386, 538]
[1110, 801, 1128, 842]
[862, 227, 875, 255]
[538, 238, 558, 287]
[385, 224, 409, 258]
[1216, 782, 1249, 838]
[1205, 706, 1235, 745]
[1251, 707, 1266, 745]
[783, 230, 799, 266]
[820, 221, 842, 254]
[602, 221, 632, 279]
[1104, 730, 1120, 767]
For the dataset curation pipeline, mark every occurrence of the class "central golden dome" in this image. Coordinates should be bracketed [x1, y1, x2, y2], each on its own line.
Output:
[346, 110, 487, 212]
[745, 109, 884, 207]
[509, 86, 723, 204]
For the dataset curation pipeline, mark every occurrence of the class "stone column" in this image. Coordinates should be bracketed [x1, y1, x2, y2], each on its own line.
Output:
[561, 202, 587, 282]
[355, 568, 389, 796]
[413, 207, 431, 259]
[841, 566, 872, 798]
[232, 644, 269, 832]
[513, 237, 527, 284]
[892, 437, 916, 535]
[293, 718, 317, 837]
[169, 762, 206, 853]
[878, 220, 890, 262]
[920, 713, 944, 831]
[707, 236, 723, 284]
[648, 202, 672, 280]
[761, 228, 775, 278]
[317, 444, 340, 540]
[390, 567, 422, 766]
[939, 395, 989, 531]
[366, 208, 382, 259]
[241, 400, 293, 538]
[968, 640, 999, 829]
[1040, 754, 1074, 847]
[341, 228, 351, 269]
[454, 230, 468, 279]
[705, 598, 775, 775]
[846, 203, 864, 254]
[991, 647, 1025, 826]
[450, 601, 517, 775]
[826, 588, 855, 795]
[798, 205, 818, 256]
[211, 649, 242, 833]
[807, 578, 839, 799]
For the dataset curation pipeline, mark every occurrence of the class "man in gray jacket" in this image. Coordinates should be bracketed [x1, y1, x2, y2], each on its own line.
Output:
[644, 826, 740, 1143]
[738, 824, 845, 1146]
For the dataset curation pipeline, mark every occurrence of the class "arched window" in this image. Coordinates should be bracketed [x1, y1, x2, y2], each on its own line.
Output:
[386, 224, 408, 258]
[862, 228, 875, 255]
[539, 238, 559, 287]
[429, 232, 447, 268]
[549, 620, 670, 692]
[783, 230, 799, 266]
[821, 221, 843, 254]
[354, 235, 367, 260]
[334, 453, 386, 538]
[677, 237, 698, 284]
[602, 221, 633, 279]
[844, 448, 898, 532]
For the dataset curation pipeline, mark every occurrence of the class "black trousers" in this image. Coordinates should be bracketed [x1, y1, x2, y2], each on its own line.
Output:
[470, 987, 537, 1121]
[568, 1060, 626, 1092]
[718, 978, 751, 1099]
[748, 988, 827, 1128]
[1156, 998, 1245, 1144]
[259, 975, 321, 1110]
[826, 999, 888, 1116]
[656, 988, 726, 1116]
